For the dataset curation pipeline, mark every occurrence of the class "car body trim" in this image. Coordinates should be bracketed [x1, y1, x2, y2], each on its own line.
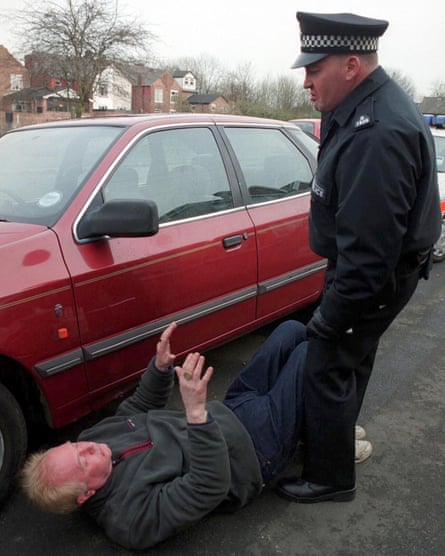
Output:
[246, 191, 311, 210]
[35, 260, 326, 378]
[258, 260, 327, 294]
[35, 349, 84, 378]
[158, 205, 247, 228]
[83, 286, 258, 360]
[35, 286, 258, 376]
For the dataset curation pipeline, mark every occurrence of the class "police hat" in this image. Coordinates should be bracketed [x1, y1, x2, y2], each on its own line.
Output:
[291, 12, 389, 68]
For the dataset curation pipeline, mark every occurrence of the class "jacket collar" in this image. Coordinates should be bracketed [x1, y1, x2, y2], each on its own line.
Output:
[332, 66, 390, 127]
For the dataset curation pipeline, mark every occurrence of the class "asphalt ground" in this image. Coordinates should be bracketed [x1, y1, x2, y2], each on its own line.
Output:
[2, 262, 445, 556]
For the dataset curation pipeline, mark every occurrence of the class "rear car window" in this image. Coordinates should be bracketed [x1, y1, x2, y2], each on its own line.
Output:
[224, 127, 314, 203]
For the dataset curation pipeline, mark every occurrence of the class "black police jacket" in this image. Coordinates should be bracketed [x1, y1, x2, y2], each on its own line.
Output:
[310, 67, 441, 334]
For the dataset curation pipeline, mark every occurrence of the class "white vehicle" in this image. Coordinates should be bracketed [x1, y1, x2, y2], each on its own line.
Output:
[433, 129, 445, 262]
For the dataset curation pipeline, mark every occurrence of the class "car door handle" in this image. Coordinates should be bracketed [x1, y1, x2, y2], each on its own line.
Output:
[223, 234, 243, 249]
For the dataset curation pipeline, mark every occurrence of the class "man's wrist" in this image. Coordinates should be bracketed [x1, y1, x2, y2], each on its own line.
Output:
[186, 409, 208, 425]
[152, 357, 173, 374]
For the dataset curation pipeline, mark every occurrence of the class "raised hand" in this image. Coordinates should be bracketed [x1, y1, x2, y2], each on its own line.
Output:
[155, 322, 177, 371]
[175, 352, 214, 424]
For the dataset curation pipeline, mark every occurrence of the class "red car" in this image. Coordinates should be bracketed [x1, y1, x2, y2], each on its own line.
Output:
[0, 113, 325, 503]
[289, 118, 321, 139]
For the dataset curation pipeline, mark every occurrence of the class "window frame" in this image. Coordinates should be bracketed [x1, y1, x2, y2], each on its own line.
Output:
[154, 88, 164, 104]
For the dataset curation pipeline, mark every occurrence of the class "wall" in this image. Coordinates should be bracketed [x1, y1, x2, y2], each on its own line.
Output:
[0, 110, 72, 135]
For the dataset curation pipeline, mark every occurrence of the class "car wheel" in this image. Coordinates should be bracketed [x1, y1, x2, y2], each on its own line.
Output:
[0, 383, 27, 507]
[433, 219, 445, 263]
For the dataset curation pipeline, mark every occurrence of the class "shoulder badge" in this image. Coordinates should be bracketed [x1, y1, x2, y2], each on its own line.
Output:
[353, 98, 375, 131]
[354, 114, 371, 128]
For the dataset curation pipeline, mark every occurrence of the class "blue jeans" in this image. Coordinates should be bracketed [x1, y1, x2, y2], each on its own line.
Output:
[223, 320, 307, 482]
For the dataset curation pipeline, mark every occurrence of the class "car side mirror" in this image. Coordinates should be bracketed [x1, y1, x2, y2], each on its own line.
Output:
[77, 199, 159, 240]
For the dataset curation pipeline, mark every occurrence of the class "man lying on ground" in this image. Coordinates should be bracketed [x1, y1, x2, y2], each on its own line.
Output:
[21, 320, 308, 550]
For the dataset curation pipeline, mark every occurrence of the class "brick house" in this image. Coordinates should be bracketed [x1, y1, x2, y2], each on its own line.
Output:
[0, 45, 30, 105]
[0, 46, 230, 133]
[1, 48, 80, 123]
[24, 52, 69, 89]
[131, 66, 197, 113]
[1, 86, 82, 133]
[186, 93, 230, 113]
[2, 87, 80, 114]
[24, 56, 198, 114]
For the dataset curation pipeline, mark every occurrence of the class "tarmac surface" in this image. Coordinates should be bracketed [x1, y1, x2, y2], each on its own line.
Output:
[2, 261, 445, 556]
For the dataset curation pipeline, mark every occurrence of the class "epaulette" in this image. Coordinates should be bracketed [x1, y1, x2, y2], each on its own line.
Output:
[353, 97, 375, 131]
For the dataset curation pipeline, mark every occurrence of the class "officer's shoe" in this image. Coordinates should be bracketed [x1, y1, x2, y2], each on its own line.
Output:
[276, 477, 356, 503]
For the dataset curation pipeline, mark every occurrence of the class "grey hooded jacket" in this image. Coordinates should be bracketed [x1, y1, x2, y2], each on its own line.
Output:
[81, 359, 263, 550]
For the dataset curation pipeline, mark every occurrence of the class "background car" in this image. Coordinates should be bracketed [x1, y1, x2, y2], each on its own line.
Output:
[289, 117, 321, 139]
[0, 113, 325, 504]
[432, 128, 445, 262]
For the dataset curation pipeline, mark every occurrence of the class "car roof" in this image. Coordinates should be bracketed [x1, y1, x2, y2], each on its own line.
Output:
[432, 128, 445, 137]
[289, 118, 320, 123]
[8, 113, 298, 133]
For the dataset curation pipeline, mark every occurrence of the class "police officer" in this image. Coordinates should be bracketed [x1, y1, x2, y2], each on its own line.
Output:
[277, 12, 441, 503]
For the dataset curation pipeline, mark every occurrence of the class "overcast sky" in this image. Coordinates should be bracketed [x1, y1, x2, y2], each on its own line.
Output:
[0, 0, 443, 98]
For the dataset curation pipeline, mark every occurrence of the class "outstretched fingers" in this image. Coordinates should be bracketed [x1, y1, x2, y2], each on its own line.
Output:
[175, 353, 214, 423]
[155, 321, 177, 371]
[176, 353, 213, 384]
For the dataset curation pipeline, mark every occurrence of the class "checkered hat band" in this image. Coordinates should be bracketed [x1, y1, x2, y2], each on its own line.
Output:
[301, 34, 379, 52]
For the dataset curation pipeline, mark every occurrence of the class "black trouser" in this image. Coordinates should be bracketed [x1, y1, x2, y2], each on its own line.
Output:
[301, 261, 422, 487]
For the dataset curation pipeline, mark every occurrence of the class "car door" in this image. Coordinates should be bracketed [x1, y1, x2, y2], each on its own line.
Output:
[65, 124, 258, 402]
[221, 125, 325, 322]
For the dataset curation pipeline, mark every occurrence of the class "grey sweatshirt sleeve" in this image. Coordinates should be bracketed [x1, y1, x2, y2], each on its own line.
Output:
[115, 357, 174, 416]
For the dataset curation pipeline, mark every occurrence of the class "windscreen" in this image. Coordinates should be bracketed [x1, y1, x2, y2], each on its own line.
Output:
[0, 125, 123, 226]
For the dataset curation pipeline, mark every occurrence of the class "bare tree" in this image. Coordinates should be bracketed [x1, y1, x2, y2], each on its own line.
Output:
[275, 76, 302, 112]
[250, 75, 314, 119]
[386, 68, 416, 99]
[221, 62, 257, 105]
[292, 85, 316, 116]
[430, 80, 445, 97]
[14, 0, 155, 117]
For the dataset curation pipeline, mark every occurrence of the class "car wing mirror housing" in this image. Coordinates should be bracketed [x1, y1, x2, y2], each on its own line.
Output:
[77, 199, 159, 240]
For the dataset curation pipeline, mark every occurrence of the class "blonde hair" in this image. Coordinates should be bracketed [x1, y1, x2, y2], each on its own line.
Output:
[21, 449, 87, 514]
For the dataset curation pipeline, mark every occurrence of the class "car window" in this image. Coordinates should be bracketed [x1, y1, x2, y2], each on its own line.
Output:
[103, 127, 234, 223]
[223, 127, 314, 203]
[286, 126, 320, 158]
[294, 121, 314, 135]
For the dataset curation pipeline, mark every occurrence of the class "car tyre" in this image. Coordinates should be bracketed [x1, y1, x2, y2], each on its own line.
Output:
[433, 219, 445, 263]
[0, 383, 27, 507]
